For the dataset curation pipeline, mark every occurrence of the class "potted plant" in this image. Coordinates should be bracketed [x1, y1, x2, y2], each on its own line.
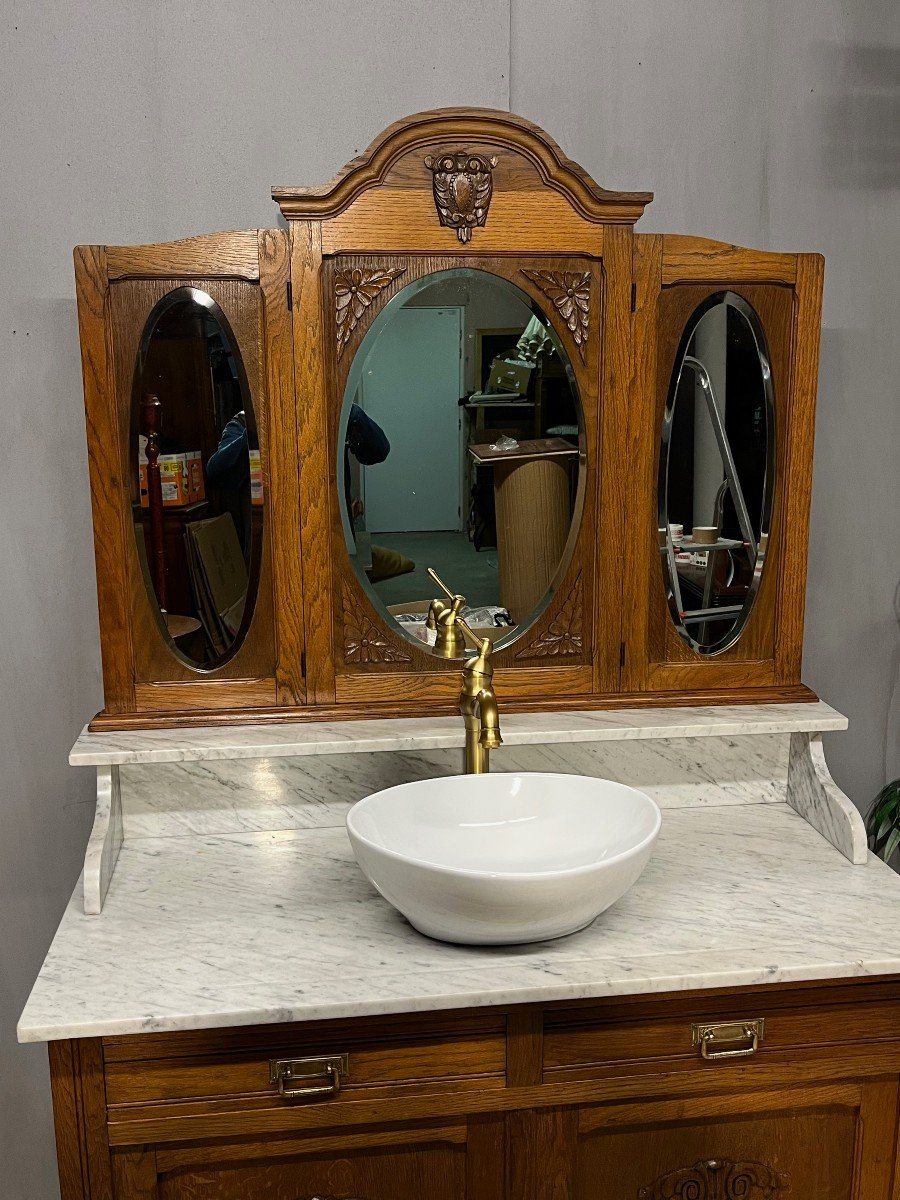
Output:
[868, 780, 900, 862]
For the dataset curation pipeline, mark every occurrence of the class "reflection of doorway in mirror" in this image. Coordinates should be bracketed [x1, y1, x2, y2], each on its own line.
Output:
[358, 306, 464, 533]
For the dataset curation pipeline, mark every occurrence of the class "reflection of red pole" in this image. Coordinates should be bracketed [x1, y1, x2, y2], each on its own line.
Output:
[141, 393, 167, 610]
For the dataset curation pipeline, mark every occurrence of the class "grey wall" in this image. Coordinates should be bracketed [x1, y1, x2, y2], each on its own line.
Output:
[1, 2, 896, 1194]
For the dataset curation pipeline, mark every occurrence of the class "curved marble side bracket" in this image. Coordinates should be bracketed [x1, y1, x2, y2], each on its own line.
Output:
[83, 766, 123, 914]
[787, 732, 868, 865]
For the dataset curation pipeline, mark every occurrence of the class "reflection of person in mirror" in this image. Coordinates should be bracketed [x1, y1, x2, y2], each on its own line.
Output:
[344, 403, 390, 521]
[207, 411, 255, 560]
[343, 405, 411, 583]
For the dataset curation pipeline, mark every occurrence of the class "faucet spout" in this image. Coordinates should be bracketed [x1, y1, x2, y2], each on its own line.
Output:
[474, 686, 502, 751]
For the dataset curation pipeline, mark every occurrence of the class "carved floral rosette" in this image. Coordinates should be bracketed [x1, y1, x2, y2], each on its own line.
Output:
[334, 266, 406, 357]
[521, 268, 591, 362]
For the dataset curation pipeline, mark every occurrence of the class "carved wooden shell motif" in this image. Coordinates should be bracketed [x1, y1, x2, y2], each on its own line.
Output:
[424, 151, 499, 242]
[639, 1157, 790, 1200]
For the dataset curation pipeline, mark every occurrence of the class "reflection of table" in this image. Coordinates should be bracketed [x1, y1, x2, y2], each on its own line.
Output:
[469, 438, 578, 622]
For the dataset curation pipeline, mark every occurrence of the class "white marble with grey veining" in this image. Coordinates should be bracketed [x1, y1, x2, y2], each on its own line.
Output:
[787, 731, 869, 864]
[69, 702, 848, 767]
[82, 766, 123, 914]
[119, 735, 791, 839]
[18, 802, 900, 1044]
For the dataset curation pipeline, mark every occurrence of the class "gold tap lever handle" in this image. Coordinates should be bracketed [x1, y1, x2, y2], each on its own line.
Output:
[426, 568, 490, 656]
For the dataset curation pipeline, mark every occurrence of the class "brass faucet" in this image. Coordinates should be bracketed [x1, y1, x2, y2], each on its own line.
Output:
[427, 568, 503, 774]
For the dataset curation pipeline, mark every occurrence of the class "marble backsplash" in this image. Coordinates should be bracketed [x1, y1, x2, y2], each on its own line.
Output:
[119, 733, 790, 839]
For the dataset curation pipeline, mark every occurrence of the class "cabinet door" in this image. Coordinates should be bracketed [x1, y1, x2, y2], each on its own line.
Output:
[622, 234, 824, 703]
[111, 1114, 502, 1200]
[510, 1083, 896, 1200]
[77, 230, 304, 721]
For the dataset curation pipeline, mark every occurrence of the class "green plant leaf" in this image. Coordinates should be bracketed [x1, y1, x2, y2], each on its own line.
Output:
[884, 827, 900, 863]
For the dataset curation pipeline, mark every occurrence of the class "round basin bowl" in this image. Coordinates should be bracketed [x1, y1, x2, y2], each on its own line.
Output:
[346, 772, 661, 945]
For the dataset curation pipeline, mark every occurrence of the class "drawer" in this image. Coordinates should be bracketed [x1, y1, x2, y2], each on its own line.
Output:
[104, 1010, 506, 1115]
[543, 990, 900, 1082]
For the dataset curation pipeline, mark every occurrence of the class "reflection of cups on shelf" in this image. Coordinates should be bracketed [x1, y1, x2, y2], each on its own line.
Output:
[691, 526, 717, 545]
[668, 522, 684, 546]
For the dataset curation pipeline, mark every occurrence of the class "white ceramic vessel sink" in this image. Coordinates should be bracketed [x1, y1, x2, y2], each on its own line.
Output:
[346, 773, 661, 945]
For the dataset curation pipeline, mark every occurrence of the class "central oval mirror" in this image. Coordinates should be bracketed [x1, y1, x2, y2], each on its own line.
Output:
[659, 291, 775, 655]
[338, 268, 584, 658]
[130, 287, 261, 670]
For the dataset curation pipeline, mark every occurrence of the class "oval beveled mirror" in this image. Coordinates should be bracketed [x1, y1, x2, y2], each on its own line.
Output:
[131, 287, 261, 668]
[659, 291, 775, 655]
[338, 268, 584, 658]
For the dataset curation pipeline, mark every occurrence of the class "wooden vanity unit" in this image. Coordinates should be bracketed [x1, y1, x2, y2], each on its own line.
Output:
[28, 108, 900, 1200]
[46, 982, 900, 1199]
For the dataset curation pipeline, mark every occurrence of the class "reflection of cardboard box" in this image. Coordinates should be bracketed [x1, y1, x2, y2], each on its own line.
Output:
[249, 449, 263, 507]
[386, 600, 513, 645]
[487, 356, 532, 395]
[138, 449, 204, 507]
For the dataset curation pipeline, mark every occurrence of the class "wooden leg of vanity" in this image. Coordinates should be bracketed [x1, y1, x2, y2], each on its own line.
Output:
[49, 1039, 112, 1200]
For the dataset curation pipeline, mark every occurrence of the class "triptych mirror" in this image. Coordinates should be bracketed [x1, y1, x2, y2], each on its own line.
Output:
[73, 109, 822, 727]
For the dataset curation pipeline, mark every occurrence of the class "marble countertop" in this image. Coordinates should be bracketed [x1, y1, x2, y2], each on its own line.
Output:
[19, 800, 900, 1043]
[70, 702, 848, 766]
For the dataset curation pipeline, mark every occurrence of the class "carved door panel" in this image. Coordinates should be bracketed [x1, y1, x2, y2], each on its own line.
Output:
[623, 234, 825, 703]
[509, 1084, 896, 1200]
[110, 1115, 502, 1200]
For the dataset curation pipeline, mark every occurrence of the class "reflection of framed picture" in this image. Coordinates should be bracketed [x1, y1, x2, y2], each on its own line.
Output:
[474, 327, 521, 391]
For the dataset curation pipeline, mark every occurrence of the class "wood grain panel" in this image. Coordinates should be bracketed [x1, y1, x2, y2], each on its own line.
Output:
[74, 245, 136, 714]
[258, 229, 305, 704]
[621, 235, 662, 691]
[106, 231, 259, 281]
[49, 1041, 90, 1200]
[320, 188, 606, 255]
[595, 225, 633, 692]
[153, 1135, 467, 1200]
[291, 220, 335, 704]
[105, 1028, 505, 1106]
[775, 254, 825, 684]
[661, 235, 798, 285]
[334, 664, 594, 704]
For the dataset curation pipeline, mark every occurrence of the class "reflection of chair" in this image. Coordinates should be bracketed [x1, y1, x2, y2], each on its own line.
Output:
[139, 393, 201, 644]
[664, 356, 760, 642]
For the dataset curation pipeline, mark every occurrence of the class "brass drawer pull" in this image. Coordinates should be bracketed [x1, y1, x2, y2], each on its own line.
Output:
[692, 1019, 765, 1061]
[269, 1054, 348, 1101]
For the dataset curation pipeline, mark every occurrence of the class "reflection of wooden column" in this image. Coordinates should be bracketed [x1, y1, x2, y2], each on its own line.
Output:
[141, 393, 167, 610]
[470, 438, 578, 624]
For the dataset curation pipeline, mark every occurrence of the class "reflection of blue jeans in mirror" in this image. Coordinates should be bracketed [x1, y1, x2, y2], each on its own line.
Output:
[344, 403, 390, 532]
[207, 412, 252, 560]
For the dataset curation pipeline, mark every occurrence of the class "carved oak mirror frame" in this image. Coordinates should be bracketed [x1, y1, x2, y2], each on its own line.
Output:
[273, 108, 653, 713]
[76, 108, 824, 729]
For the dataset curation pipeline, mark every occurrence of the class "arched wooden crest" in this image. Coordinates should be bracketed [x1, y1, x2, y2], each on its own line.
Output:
[273, 107, 652, 229]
